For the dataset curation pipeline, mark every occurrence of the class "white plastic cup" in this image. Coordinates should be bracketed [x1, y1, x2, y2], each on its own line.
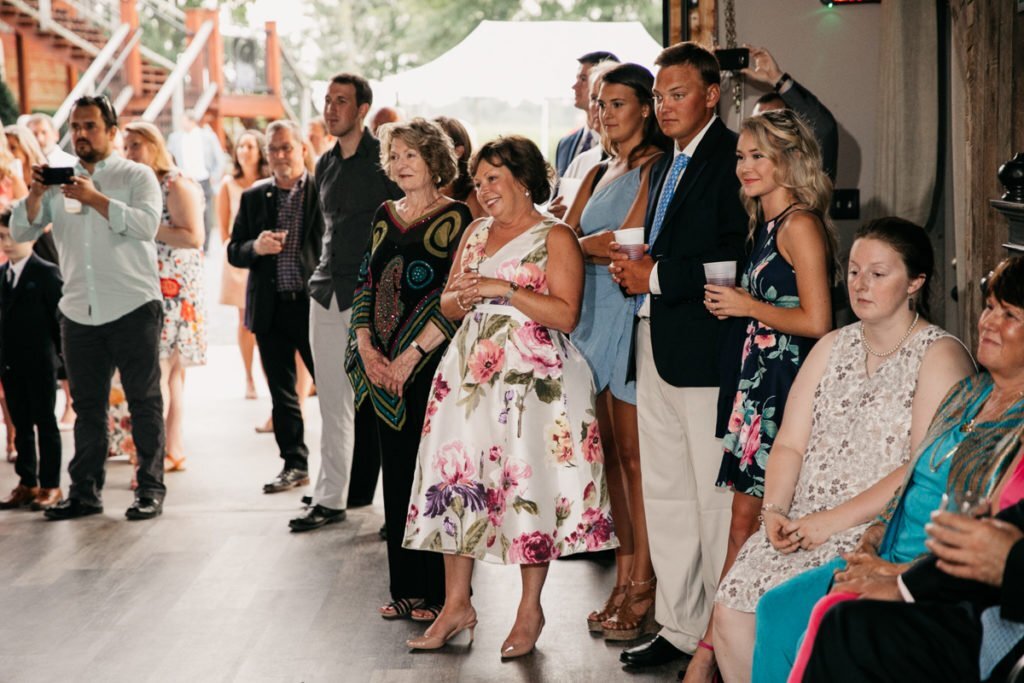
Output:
[616, 227, 646, 260]
[703, 260, 737, 287]
[556, 177, 583, 209]
[63, 196, 82, 214]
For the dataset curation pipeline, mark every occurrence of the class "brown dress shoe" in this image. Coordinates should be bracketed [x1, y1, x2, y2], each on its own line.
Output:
[0, 484, 40, 509]
[30, 488, 63, 511]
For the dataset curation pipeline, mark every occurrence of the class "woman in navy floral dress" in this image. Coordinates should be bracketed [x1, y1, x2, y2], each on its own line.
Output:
[691, 109, 837, 683]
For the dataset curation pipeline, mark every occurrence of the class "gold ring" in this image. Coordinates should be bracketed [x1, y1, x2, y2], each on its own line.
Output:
[794, 532, 803, 541]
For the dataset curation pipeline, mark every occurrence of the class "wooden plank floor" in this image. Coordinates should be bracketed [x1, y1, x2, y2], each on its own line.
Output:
[0, 344, 683, 683]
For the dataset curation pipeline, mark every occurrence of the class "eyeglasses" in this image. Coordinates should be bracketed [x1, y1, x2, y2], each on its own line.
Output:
[267, 144, 296, 156]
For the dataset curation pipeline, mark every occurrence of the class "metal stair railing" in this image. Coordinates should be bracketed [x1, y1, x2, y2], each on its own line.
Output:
[279, 44, 313, 124]
[141, 18, 214, 125]
[7, 0, 102, 57]
[51, 21, 133, 128]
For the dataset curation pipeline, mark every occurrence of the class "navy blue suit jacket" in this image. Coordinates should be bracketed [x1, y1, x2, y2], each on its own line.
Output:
[640, 117, 748, 389]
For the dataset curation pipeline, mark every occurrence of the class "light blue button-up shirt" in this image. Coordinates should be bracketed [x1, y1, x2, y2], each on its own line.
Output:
[11, 154, 163, 326]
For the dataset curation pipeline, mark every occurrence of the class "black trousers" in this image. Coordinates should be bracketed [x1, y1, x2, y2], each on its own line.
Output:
[2, 364, 61, 488]
[61, 301, 165, 506]
[802, 599, 983, 683]
[255, 297, 315, 471]
[347, 399, 381, 506]
[377, 356, 445, 605]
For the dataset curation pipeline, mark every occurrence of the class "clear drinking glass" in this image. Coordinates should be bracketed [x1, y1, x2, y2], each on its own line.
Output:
[937, 489, 987, 517]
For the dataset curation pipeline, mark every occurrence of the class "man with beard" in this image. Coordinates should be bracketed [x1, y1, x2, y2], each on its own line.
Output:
[12, 95, 166, 521]
[287, 73, 401, 532]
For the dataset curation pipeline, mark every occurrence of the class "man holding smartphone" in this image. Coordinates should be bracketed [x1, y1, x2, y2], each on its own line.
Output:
[227, 119, 323, 495]
[11, 95, 166, 521]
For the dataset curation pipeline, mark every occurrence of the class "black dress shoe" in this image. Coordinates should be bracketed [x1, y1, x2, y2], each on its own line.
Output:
[620, 635, 688, 667]
[289, 505, 346, 532]
[263, 468, 310, 494]
[125, 497, 163, 520]
[43, 498, 103, 520]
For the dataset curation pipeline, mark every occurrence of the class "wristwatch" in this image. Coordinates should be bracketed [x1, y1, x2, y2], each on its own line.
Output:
[410, 340, 427, 357]
[505, 282, 520, 300]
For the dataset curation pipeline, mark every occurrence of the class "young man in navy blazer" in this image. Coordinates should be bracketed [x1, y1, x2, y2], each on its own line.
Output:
[610, 42, 748, 670]
[0, 212, 64, 511]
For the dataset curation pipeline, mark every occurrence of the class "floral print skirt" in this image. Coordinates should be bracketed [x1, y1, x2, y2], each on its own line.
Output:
[402, 304, 618, 565]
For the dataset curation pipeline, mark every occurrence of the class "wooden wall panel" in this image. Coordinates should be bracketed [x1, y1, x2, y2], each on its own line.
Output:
[950, 0, 1024, 350]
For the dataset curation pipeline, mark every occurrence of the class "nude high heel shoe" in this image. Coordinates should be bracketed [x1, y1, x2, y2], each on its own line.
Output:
[407, 609, 477, 650]
[500, 614, 545, 659]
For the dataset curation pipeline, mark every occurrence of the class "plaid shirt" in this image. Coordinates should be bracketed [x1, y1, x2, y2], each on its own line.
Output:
[274, 173, 306, 292]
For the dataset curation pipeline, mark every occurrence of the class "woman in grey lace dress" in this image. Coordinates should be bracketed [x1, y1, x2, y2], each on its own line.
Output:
[709, 218, 975, 683]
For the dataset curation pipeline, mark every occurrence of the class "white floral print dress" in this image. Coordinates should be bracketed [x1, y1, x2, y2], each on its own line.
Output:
[402, 217, 618, 564]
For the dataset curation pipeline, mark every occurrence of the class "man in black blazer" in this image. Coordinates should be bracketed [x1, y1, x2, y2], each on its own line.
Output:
[0, 218, 63, 511]
[554, 50, 619, 178]
[611, 42, 747, 669]
[802, 500, 1024, 682]
[228, 119, 323, 494]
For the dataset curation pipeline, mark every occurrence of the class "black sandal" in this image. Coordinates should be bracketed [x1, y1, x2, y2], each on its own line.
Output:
[411, 604, 442, 623]
[379, 597, 424, 620]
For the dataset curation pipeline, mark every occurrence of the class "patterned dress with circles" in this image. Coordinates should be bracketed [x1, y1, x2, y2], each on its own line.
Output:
[347, 200, 474, 429]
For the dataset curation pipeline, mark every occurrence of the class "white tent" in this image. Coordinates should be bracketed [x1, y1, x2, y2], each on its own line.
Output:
[374, 20, 663, 106]
[364, 21, 663, 154]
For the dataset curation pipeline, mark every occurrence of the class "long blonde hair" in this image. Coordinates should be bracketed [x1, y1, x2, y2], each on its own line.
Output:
[739, 109, 839, 282]
[4, 125, 46, 168]
[123, 121, 175, 174]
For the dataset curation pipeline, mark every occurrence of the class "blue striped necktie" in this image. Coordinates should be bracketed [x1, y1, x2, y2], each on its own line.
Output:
[636, 153, 690, 313]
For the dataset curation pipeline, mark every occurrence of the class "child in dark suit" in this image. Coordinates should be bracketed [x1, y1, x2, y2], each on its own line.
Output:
[0, 209, 64, 510]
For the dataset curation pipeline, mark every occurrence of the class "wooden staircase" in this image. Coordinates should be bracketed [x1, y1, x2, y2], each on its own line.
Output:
[0, 0, 169, 116]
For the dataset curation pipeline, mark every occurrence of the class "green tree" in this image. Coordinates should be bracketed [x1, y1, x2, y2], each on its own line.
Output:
[0, 75, 18, 125]
[295, 0, 661, 81]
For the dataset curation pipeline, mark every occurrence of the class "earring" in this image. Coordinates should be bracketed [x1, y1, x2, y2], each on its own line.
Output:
[525, 190, 530, 197]
[908, 296, 915, 311]
[435, 175, 441, 185]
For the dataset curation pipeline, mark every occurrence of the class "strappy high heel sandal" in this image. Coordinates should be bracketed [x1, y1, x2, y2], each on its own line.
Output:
[411, 604, 442, 623]
[602, 577, 657, 641]
[380, 597, 424, 620]
[587, 583, 627, 632]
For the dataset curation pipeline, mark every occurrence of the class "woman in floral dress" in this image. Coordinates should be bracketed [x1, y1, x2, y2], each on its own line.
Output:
[125, 122, 206, 473]
[689, 110, 837, 683]
[403, 136, 617, 658]
[709, 218, 975, 682]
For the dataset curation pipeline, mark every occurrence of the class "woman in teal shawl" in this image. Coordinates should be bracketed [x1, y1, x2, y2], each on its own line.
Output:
[752, 255, 1024, 682]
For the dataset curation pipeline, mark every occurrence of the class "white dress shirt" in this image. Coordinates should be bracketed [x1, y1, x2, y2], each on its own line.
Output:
[638, 115, 718, 318]
[11, 154, 162, 325]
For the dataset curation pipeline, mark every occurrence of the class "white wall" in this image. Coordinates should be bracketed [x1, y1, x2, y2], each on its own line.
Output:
[720, 1, 882, 250]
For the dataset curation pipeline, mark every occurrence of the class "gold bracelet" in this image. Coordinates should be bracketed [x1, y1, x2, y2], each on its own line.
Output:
[761, 503, 790, 518]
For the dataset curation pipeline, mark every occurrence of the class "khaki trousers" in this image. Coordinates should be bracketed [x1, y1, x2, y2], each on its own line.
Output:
[636, 319, 731, 653]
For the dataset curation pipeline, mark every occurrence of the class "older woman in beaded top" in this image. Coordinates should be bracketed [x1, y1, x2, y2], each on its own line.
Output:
[346, 118, 473, 623]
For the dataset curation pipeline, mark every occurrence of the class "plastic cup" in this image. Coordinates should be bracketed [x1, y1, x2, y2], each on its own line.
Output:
[616, 227, 646, 260]
[703, 260, 737, 287]
[557, 177, 583, 208]
[63, 196, 82, 214]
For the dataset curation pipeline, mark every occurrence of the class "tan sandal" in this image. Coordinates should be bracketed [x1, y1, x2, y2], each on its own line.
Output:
[587, 583, 627, 632]
[602, 577, 657, 641]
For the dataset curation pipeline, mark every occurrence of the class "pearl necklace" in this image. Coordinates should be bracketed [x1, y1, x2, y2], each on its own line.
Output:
[860, 313, 919, 357]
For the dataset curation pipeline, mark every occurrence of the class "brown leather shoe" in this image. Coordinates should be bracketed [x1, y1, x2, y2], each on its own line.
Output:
[0, 484, 40, 509]
[30, 488, 63, 511]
